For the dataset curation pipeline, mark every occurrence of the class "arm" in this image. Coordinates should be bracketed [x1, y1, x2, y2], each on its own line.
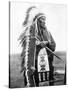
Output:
[46, 32, 56, 51]
[36, 31, 56, 51]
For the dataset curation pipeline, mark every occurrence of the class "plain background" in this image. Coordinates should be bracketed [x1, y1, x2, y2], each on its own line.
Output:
[0, 0, 68, 90]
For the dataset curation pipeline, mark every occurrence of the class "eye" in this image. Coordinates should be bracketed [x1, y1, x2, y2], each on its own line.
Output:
[30, 29, 32, 33]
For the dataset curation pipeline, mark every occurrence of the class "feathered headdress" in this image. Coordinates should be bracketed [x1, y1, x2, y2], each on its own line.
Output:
[23, 6, 36, 26]
[23, 6, 46, 27]
[18, 6, 46, 41]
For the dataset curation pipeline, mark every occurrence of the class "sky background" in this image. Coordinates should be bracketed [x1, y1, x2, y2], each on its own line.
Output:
[10, 2, 67, 54]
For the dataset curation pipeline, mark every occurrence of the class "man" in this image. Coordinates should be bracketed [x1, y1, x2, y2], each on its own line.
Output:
[33, 14, 56, 86]
[19, 7, 56, 87]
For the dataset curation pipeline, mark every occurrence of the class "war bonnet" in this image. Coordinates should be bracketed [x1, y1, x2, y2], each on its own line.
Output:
[18, 7, 46, 41]
[23, 6, 46, 27]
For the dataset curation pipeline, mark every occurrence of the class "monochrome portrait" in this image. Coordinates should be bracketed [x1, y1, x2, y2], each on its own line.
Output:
[9, 1, 67, 88]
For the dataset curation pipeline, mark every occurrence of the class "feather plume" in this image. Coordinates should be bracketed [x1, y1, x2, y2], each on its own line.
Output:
[23, 6, 36, 26]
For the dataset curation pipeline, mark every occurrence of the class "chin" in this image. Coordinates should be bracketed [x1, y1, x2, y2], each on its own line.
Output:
[41, 25, 45, 29]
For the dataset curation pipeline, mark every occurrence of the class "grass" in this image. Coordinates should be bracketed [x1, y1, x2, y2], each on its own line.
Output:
[9, 51, 66, 88]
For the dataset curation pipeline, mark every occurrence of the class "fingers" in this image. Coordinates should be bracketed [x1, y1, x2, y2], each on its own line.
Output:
[36, 40, 40, 45]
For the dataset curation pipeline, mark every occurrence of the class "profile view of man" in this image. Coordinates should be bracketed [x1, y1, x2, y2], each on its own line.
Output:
[19, 6, 56, 87]
[34, 14, 56, 86]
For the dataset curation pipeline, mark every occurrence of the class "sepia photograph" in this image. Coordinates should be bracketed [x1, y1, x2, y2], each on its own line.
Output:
[9, 1, 67, 88]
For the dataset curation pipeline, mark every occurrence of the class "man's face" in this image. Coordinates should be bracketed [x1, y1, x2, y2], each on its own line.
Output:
[38, 16, 46, 27]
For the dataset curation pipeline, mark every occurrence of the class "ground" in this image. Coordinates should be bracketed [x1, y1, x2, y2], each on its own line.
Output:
[9, 51, 66, 88]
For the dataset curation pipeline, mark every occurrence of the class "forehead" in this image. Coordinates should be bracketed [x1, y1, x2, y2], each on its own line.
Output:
[39, 16, 46, 21]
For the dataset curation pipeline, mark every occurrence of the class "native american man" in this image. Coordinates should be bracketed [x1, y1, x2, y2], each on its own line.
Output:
[19, 7, 56, 87]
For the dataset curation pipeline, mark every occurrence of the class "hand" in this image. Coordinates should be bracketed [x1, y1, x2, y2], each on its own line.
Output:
[48, 40, 51, 44]
[36, 40, 40, 45]
[36, 40, 48, 47]
[42, 41, 48, 45]
[40, 42, 45, 47]
[40, 41, 48, 47]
